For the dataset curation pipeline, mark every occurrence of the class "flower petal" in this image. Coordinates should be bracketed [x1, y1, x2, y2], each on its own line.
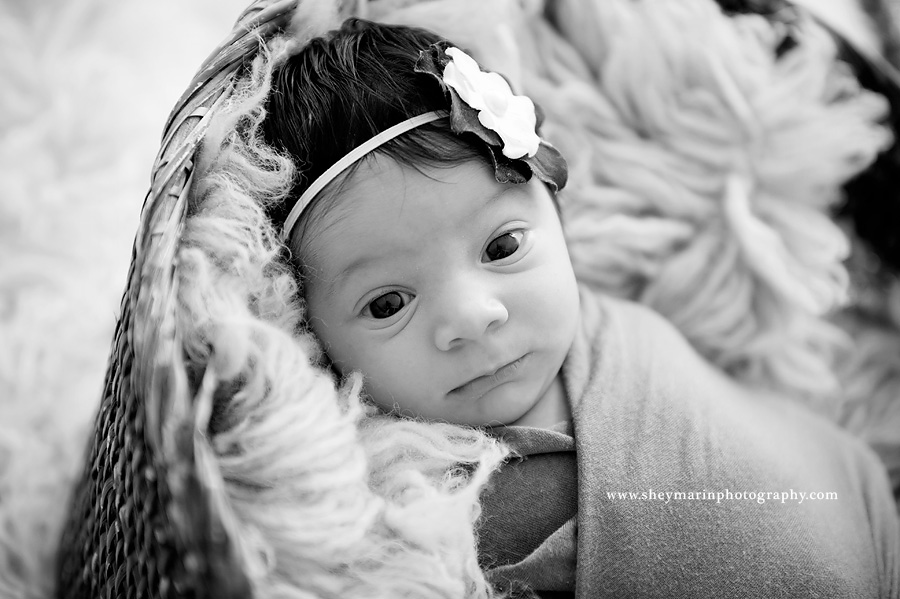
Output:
[443, 60, 486, 111]
[415, 42, 567, 191]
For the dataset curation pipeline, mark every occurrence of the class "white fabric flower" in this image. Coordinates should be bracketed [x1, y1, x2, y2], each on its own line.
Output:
[442, 47, 540, 159]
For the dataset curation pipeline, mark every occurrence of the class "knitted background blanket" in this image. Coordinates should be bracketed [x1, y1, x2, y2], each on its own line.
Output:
[4, 0, 900, 597]
[375, 0, 900, 480]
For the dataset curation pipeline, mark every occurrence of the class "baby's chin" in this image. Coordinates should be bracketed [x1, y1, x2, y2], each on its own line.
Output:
[449, 382, 559, 427]
[368, 389, 531, 427]
[506, 381, 569, 428]
[365, 357, 568, 426]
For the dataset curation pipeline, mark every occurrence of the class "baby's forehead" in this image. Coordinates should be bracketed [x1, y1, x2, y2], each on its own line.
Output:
[320, 156, 510, 223]
[301, 158, 541, 266]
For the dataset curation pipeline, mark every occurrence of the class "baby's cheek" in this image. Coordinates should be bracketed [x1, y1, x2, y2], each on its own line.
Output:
[538, 252, 578, 303]
[356, 340, 429, 410]
[530, 254, 580, 340]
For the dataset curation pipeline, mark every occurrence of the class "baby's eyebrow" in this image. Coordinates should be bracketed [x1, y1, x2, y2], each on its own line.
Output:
[477, 185, 518, 214]
[323, 244, 413, 301]
[324, 254, 377, 300]
[322, 185, 528, 300]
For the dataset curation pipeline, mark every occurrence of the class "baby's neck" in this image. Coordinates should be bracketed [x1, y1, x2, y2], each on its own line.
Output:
[508, 374, 570, 429]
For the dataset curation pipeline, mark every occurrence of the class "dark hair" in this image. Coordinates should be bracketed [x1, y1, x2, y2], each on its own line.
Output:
[261, 18, 488, 230]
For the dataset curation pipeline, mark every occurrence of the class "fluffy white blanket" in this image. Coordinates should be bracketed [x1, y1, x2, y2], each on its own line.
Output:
[0, 1, 247, 596]
[2, 0, 898, 597]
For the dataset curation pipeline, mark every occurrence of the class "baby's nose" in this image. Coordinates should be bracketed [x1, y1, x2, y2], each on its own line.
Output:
[434, 287, 509, 351]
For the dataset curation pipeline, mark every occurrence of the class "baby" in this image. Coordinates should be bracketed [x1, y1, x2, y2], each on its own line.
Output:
[262, 18, 899, 599]
[264, 19, 579, 432]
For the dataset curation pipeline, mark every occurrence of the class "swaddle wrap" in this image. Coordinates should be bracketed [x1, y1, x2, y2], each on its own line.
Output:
[479, 288, 900, 598]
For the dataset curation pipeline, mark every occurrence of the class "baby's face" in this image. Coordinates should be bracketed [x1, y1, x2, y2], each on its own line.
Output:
[300, 155, 580, 426]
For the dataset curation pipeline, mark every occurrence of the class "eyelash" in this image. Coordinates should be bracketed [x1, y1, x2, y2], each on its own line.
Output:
[363, 290, 414, 320]
[482, 229, 526, 263]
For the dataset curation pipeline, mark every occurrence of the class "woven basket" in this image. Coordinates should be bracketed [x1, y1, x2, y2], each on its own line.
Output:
[54, 2, 300, 597]
[54, 0, 900, 597]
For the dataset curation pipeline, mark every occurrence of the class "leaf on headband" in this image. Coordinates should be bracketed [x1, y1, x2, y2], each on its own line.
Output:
[526, 142, 568, 192]
[486, 145, 530, 185]
[414, 42, 568, 192]
[415, 43, 502, 148]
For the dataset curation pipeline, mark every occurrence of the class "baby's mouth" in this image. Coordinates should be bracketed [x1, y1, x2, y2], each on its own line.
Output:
[449, 353, 530, 400]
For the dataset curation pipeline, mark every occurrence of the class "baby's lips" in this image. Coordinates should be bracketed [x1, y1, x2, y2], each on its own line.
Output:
[449, 354, 530, 401]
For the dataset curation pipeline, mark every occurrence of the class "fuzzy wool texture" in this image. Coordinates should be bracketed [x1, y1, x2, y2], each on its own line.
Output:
[3, 0, 900, 598]
[0, 0, 249, 596]
[379, 0, 897, 408]
[180, 32, 506, 596]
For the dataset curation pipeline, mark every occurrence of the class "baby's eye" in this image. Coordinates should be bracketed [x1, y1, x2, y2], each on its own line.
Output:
[483, 231, 524, 262]
[365, 291, 411, 319]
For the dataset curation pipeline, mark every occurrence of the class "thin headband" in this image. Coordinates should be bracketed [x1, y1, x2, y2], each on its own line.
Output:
[281, 110, 449, 241]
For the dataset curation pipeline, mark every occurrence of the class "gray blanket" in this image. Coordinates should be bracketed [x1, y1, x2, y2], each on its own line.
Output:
[480, 291, 900, 598]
